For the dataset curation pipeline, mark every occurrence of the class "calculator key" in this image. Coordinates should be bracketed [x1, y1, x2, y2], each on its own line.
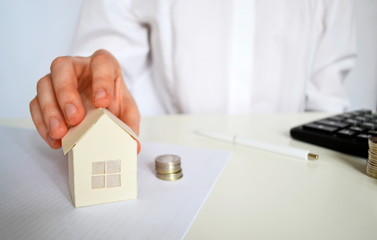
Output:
[360, 122, 377, 130]
[349, 126, 366, 132]
[328, 116, 346, 121]
[355, 109, 372, 115]
[345, 119, 362, 126]
[303, 123, 339, 133]
[355, 116, 367, 122]
[337, 129, 357, 138]
[368, 130, 377, 136]
[342, 113, 356, 119]
[356, 133, 373, 142]
[316, 120, 349, 128]
[290, 109, 374, 158]
[363, 114, 374, 121]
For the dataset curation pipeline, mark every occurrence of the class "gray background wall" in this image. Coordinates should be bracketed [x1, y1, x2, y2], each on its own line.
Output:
[0, 0, 83, 118]
[0, 0, 376, 118]
[345, 0, 377, 110]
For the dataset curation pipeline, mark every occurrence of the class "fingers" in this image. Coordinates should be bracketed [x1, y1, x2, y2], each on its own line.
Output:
[136, 140, 141, 154]
[120, 99, 140, 136]
[124, 109, 141, 154]
[90, 50, 116, 108]
[115, 79, 141, 154]
[90, 50, 141, 152]
[36, 74, 68, 139]
[32, 50, 137, 153]
[50, 56, 85, 126]
[30, 97, 62, 149]
[122, 104, 141, 154]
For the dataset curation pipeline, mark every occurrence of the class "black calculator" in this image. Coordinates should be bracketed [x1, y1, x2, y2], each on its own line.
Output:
[290, 109, 377, 158]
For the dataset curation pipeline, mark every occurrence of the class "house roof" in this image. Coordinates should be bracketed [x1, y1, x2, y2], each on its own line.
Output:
[62, 108, 141, 155]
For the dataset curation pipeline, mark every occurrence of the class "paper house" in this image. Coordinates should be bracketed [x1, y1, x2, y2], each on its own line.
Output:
[62, 108, 140, 207]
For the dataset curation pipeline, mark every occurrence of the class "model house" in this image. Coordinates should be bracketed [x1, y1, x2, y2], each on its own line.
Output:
[62, 108, 139, 207]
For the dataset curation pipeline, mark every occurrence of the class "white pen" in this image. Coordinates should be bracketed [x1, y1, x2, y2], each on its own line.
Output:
[194, 130, 319, 161]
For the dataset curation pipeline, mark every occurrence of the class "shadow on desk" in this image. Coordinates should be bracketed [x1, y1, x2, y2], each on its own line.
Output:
[288, 135, 377, 186]
[28, 132, 72, 204]
[337, 155, 366, 174]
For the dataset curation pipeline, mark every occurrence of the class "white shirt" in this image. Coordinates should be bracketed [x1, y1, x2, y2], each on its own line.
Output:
[71, 0, 356, 115]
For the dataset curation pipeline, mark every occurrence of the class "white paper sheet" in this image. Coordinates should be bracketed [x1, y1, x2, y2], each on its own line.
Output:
[0, 126, 231, 240]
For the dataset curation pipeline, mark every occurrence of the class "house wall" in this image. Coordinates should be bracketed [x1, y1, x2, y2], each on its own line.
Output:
[68, 150, 75, 206]
[71, 115, 137, 207]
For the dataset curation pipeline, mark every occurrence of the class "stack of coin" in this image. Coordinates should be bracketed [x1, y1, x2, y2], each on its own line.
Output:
[366, 137, 377, 179]
[155, 154, 183, 181]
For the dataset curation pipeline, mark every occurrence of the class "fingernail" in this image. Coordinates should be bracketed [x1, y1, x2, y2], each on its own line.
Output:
[49, 117, 60, 133]
[94, 88, 106, 100]
[65, 103, 77, 120]
[47, 135, 57, 146]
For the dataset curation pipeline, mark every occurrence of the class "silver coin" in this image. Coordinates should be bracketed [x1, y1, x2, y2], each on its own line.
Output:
[367, 158, 377, 165]
[367, 165, 377, 172]
[156, 170, 183, 181]
[367, 161, 377, 168]
[367, 154, 377, 162]
[369, 149, 377, 155]
[368, 137, 377, 154]
[368, 137, 377, 145]
[366, 168, 377, 178]
[155, 154, 181, 167]
[369, 143, 377, 150]
[369, 151, 377, 159]
[367, 164, 377, 171]
[369, 148, 377, 154]
[366, 165, 377, 173]
[156, 165, 182, 174]
[367, 157, 377, 166]
[367, 157, 377, 164]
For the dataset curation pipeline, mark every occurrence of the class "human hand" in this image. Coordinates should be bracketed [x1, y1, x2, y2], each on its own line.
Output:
[30, 49, 141, 152]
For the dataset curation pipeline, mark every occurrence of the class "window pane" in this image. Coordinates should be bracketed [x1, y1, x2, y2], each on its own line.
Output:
[92, 176, 105, 189]
[107, 160, 121, 173]
[106, 174, 121, 188]
[92, 162, 105, 175]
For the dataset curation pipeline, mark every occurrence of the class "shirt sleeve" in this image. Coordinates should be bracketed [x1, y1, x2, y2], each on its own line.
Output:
[305, 0, 357, 112]
[70, 0, 150, 92]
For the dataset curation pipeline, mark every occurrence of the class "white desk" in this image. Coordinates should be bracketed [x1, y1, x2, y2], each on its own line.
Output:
[1, 113, 377, 239]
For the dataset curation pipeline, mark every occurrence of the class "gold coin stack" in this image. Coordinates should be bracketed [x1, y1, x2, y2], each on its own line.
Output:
[366, 137, 377, 179]
[155, 154, 183, 181]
